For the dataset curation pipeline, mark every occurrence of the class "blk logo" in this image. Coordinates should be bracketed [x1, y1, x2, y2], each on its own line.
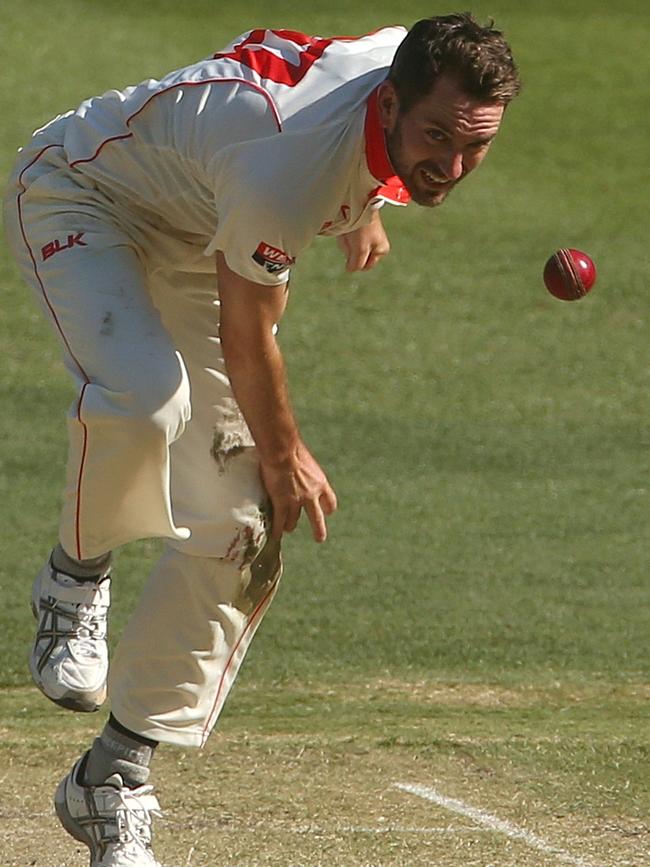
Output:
[41, 232, 87, 261]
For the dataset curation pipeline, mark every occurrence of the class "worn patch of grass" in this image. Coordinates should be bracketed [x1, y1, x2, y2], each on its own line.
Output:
[1, 682, 648, 866]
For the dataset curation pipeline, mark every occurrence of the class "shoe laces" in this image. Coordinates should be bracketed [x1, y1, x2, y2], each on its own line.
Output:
[101, 782, 162, 860]
[50, 576, 110, 643]
[72, 602, 108, 643]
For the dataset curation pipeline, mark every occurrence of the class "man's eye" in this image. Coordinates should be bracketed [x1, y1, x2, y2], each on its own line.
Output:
[427, 129, 446, 142]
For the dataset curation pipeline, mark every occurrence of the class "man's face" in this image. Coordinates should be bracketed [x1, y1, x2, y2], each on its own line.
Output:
[378, 75, 505, 208]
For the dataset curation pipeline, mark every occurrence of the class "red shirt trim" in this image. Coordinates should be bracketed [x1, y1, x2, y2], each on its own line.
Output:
[364, 87, 410, 205]
[214, 30, 334, 88]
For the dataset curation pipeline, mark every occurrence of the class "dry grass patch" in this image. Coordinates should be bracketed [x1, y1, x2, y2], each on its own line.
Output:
[1, 682, 647, 867]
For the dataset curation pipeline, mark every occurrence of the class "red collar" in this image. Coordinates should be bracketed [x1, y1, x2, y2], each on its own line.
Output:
[364, 86, 410, 206]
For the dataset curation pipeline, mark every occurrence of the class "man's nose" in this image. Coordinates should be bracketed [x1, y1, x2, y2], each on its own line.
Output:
[439, 150, 464, 181]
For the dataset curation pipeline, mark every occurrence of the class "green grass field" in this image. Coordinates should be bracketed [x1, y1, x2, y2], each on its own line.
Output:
[1, 1, 649, 865]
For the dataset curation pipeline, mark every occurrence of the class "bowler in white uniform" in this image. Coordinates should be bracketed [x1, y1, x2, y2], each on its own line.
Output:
[3, 15, 520, 865]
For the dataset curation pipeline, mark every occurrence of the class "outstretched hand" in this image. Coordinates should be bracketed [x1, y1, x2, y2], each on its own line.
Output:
[260, 443, 338, 543]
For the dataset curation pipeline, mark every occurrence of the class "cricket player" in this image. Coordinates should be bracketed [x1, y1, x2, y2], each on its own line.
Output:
[3, 14, 520, 866]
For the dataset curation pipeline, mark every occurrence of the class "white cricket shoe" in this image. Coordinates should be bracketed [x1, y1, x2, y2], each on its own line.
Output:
[30, 559, 111, 712]
[55, 755, 162, 867]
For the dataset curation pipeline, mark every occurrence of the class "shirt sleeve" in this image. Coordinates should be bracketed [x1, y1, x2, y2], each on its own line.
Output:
[205, 143, 302, 286]
[206, 120, 360, 286]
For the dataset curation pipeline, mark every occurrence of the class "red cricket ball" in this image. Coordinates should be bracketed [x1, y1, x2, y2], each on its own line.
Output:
[543, 248, 597, 301]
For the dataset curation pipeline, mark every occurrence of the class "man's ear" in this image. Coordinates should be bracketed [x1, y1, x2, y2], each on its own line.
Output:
[377, 80, 400, 132]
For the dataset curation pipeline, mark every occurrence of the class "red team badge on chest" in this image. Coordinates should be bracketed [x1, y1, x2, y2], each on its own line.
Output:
[252, 242, 295, 274]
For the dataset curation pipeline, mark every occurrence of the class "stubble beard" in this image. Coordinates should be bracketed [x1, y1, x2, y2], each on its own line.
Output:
[385, 123, 453, 209]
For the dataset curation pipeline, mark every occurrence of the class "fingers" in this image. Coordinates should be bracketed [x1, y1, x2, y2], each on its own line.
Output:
[362, 245, 389, 270]
[338, 233, 376, 272]
[306, 485, 338, 542]
[345, 244, 368, 272]
[270, 488, 338, 543]
[320, 487, 338, 516]
[345, 242, 391, 272]
[260, 451, 337, 544]
[305, 499, 328, 543]
[338, 211, 391, 271]
[345, 242, 378, 271]
[270, 501, 301, 540]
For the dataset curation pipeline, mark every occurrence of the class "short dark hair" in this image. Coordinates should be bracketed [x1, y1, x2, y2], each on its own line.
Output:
[388, 13, 521, 111]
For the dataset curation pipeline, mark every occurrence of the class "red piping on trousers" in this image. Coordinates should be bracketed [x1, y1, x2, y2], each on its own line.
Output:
[16, 144, 90, 380]
[16, 144, 91, 560]
[201, 575, 280, 746]
[74, 383, 90, 560]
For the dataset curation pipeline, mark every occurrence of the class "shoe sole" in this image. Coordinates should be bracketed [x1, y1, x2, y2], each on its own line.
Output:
[29, 599, 106, 714]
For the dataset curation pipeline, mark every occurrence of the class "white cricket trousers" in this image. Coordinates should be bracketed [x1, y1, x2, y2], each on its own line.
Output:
[4, 132, 281, 747]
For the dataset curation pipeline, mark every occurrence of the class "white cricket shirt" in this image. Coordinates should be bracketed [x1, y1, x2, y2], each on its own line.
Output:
[33, 27, 411, 284]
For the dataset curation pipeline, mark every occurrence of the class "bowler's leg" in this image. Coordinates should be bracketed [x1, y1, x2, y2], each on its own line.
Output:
[110, 539, 282, 746]
[110, 267, 283, 745]
[4, 176, 193, 715]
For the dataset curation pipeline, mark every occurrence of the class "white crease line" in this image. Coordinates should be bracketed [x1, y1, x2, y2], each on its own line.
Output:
[394, 782, 597, 867]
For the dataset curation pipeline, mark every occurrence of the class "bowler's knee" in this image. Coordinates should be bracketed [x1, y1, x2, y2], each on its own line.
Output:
[84, 352, 192, 442]
[144, 361, 192, 442]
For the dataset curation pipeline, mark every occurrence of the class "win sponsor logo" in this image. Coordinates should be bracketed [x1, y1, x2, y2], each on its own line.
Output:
[252, 242, 295, 274]
[41, 232, 87, 261]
